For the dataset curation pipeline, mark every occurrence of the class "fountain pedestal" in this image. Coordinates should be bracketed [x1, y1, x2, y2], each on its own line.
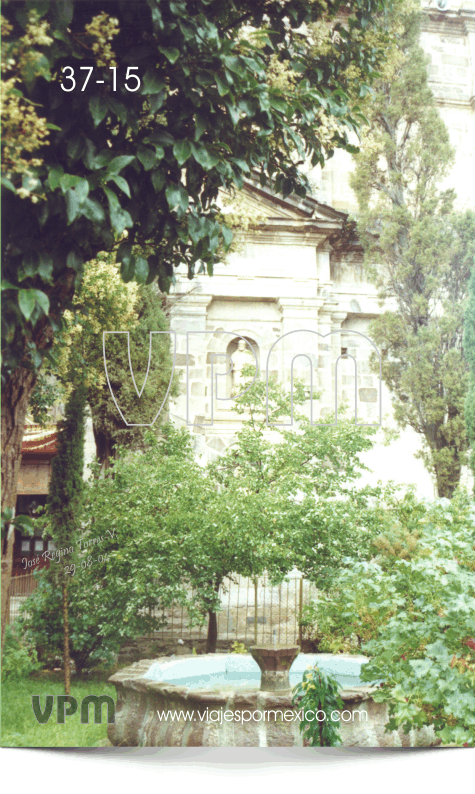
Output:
[249, 645, 300, 692]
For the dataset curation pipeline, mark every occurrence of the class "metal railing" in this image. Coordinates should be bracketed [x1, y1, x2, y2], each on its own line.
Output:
[147, 573, 317, 646]
[9, 573, 39, 623]
[8, 571, 317, 646]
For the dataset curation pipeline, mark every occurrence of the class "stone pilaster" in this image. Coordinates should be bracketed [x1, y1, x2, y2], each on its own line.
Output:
[317, 298, 339, 421]
[331, 310, 349, 416]
[274, 298, 322, 422]
[168, 294, 212, 428]
[317, 240, 332, 288]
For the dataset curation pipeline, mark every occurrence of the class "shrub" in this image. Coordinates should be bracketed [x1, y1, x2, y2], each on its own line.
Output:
[231, 641, 247, 654]
[361, 492, 475, 747]
[1, 624, 41, 681]
[292, 665, 344, 746]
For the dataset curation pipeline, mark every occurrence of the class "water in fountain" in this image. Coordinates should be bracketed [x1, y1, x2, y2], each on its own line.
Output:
[144, 652, 367, 691]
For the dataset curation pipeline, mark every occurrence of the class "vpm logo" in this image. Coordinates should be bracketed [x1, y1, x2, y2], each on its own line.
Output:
[32, 695, 115, 724]
[103, 328, 382, 428]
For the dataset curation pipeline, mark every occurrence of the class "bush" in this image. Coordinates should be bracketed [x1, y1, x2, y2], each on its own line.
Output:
[361, 492, 475, 747]
[299, 491, 475, 746]
[300, 490, 424, 653]
[292, 665, 344, 746]
[1, 624, 41, 681]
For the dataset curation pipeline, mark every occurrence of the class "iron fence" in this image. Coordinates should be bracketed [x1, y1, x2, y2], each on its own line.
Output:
[9, 573, 38, 623]
[8, 571, 317, 645]
[147, 573, 318, 646]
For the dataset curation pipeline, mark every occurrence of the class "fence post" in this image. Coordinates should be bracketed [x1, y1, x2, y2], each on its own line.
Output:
[298, 578, 304, 646]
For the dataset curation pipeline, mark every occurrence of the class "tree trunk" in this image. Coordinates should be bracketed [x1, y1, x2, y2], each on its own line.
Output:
[62, 577, 71, 696]
[2, 268, 77, 654]
[206, 609, 218, 654]
[1, 365, 37, 512]
[92, 424, 116, 470]
[1, 366, 38, 651]
[206, 580, 222, 654]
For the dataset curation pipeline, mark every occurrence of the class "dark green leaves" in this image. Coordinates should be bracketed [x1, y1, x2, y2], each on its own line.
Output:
[190, 142, 219, 170]
[117, 242, 135, 282]
[173, 139, 192, 166]
[134, 256, 149, 284]
[137, 146, 156, 170]
[165, 184, 189, 213]
[158, 46, 180, 64]
[47, 165, 64, 191]
[89, 95, 108, 127]
[18, 289, 49, 320]
[103, 186, 133, 235]
[107, 156, 135, 176]
[142, 69, 166, 94]
[109, 175, 130, 198]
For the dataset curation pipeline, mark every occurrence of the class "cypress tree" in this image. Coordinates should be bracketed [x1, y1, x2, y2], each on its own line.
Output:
[47, 384, 86, 695]
[350, 7, 475, 497]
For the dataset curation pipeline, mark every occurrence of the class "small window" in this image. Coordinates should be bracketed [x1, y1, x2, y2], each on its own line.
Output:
[48, 541, 56, 551]
[21, 540, 30, 553]
[34, 539, 44, 552]
[341, 347, 348, 358]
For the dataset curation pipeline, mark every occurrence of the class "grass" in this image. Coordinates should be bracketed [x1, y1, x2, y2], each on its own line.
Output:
[1, 674, 116, 747]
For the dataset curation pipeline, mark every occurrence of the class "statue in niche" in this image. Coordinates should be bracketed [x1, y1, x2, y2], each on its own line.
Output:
[232, 340, 254, 393]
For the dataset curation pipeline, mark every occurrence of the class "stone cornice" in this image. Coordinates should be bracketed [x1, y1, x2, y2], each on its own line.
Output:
[433, 95, 475, 108]
[422, 5, 475, 35]
[244, 226, 331, 247]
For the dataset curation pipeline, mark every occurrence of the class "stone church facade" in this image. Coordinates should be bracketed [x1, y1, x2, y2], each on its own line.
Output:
[167, 3, 475, 498]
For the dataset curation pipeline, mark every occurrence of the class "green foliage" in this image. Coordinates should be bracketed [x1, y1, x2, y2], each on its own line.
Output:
[87, 281, 179, 463]
[292, 665, 344, 746]
[359, 492, 475, 747]
[214, 369, 391, 589]
[30, 254, 178, 464]
[29, 372, 63, 427]
[1, 508, 34, 543]
[350, 5, 475, 497]
[78, 375, 385, 649]
[299, 489, 424, 652]
[464, 266, 475, 487]
[19, 563, 159, 675]
[300, 493, 475, 745]
[231, 641, 247, 654]
[1, 623, 41, 681]
[47, 384, 86, 554]
[1, 0, 395, 378]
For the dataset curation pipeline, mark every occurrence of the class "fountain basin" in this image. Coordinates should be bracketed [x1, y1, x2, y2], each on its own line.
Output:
[108, 653, 436, 747]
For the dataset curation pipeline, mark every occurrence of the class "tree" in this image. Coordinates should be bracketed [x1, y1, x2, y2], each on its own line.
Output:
[86, 282, 179, 467]
[20, 536, 167, 678]
[80, 373, 386, 653]
[55, 256, 178, 467]
[465, 266, 475, 489]
[350, 5, 475, 498]
[45, 384, 86, 694]
[1, 0, 395, 648]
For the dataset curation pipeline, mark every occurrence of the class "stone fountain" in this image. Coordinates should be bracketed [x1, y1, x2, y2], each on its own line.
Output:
[108, 646, 436, 747]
